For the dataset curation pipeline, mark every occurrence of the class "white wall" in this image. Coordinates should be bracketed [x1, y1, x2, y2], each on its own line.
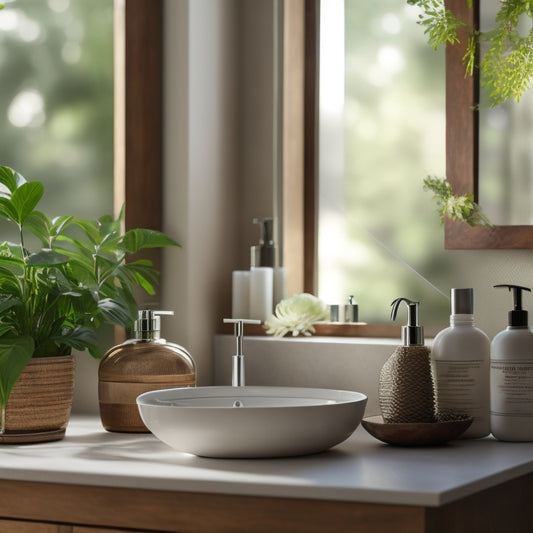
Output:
[161, 0, 275, 385]
[443, 249, 533, 339]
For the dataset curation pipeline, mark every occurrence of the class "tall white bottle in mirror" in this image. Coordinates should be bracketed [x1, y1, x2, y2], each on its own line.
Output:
[249, 217, 287, 322]
[431, 288, 490, 438]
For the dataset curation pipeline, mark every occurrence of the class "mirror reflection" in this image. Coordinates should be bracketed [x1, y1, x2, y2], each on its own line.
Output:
[479, 0, 533, 226]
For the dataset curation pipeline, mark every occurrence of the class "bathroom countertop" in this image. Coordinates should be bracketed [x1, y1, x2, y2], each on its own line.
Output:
[0, 416, 532, 508]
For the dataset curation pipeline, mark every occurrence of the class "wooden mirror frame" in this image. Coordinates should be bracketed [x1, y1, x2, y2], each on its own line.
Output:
[445, 0, 533, 249]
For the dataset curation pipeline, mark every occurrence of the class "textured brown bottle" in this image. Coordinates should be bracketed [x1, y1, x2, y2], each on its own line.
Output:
[98, 311, 196, 432]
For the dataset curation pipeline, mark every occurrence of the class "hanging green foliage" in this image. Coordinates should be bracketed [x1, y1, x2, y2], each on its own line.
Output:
[423, 176, 492, 226]
[408, 0, 533, 106]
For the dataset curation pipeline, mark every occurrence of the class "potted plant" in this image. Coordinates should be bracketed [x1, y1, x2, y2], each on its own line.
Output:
[0, 165, 179, 442]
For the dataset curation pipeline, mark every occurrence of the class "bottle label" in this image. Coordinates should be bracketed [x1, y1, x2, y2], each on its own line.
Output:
[433, 360, 487, 419]
[490, 360, 533, 417]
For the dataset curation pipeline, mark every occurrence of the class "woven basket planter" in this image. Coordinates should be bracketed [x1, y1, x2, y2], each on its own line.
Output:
[0, 355, 75, 444]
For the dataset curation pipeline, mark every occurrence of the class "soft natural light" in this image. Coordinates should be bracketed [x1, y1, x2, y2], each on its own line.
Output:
[7, 89, 45, 128]
[0, 9, 17, 31]
[318, 0, 349, 304]
[48, 0, 71, 13]
[317, 0, 450, 324]
[381, 12, 402, 35]
[17, 13, 41, 42]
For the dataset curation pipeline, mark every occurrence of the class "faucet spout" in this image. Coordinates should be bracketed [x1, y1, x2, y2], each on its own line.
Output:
[223, 318, 261, 386]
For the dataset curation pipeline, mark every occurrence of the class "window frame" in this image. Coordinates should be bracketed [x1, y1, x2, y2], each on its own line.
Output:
[112, 0, 162, 342]
[115, 0, 163, 253]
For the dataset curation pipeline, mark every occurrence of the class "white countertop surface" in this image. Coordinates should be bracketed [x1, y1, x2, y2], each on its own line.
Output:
[1, 415, 532, 508]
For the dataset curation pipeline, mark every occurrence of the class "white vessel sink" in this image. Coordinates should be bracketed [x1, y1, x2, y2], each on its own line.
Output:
[137, 386, 367, 458]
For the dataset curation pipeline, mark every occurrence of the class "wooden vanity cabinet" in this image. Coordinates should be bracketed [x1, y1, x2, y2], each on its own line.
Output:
[0, 472, 531, 533]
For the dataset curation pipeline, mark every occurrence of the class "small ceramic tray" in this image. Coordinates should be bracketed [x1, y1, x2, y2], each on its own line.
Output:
[361, 415, 473, 446]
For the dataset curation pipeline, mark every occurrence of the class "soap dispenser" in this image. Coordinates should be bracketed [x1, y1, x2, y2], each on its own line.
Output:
[251, 217, 276, 268]
[431, 288, 490, 438]
[491, 284, 533, 441]
[98, 310, 196, 433]
[379, 298, 435, 423]
[249, 217, 288, 321]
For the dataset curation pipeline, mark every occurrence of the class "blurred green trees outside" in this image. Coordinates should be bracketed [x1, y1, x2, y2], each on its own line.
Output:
[319, 1, 454, 325]
[0, 0, 113, 223]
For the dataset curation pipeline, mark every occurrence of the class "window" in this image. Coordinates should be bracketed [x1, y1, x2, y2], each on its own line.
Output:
[0, 0, 163, 236]
[313, 0, 459, 325]
[0, 0, 114, 220]
[0, 0, 163, 348]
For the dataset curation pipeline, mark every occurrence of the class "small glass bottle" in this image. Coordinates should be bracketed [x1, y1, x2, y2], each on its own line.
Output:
[98, 310, 196, 432]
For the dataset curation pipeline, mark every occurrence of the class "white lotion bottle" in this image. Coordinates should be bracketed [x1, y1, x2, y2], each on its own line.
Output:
[249, 266, 273, 321]
[491, 284, 533, 441]
[232, 270, 250, 319]
[248, 217, 275, 322]
[431, 288, 490, 438]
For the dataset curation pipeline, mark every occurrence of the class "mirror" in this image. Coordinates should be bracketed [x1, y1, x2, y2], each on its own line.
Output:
[445, 0, 533, 249]
[478, 1, 533, 226]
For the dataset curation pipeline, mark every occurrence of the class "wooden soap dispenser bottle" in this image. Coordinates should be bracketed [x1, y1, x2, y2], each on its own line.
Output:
[379, 297, 435, 423]
[99, 310, 196, 432]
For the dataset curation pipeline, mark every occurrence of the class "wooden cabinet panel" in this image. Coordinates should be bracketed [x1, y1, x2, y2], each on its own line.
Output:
[0, 473, 532, 533]
[0, 522, 151, 533]
[0, 519, 69, 533]
[73, 526, 153, 533]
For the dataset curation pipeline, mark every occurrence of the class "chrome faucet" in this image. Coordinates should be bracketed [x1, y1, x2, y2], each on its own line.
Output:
[223, 318, 261, 386]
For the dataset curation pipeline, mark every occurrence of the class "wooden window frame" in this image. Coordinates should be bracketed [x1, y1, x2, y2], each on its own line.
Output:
[115, 0, 163, 251]
[111, 0, 162, 342]
[444, 0, 533, 249]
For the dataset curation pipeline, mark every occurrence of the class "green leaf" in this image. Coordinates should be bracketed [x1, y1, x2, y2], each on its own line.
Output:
[0, 253, 25, 270]
[53, 325, 98, 353]
[67, 217, 100, 244]
[0, 325, 14, 337]
[0, 337, 34, 409]
[10, 181, 44, 225]
[51, 215, 76, 236]
[24, 210, 53, 246]
[97, 297, 135, 326]
[0, 269, 22, 296]
[123, 260, 160, 295]
[120, 228, 180, 254]
[0, 197, 19, 223]
[98, 210, 122, 238]
[0, 166, 26, 195]
[26, 249, 70, 266]
[53, 235, 96, 269]
[0, 295, 22, 314]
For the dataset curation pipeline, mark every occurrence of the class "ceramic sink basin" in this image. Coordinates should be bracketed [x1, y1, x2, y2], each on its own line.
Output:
[137, 386, 367, 458]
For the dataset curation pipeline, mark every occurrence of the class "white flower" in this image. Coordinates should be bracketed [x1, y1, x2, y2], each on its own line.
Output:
[265, 293, 328, 337]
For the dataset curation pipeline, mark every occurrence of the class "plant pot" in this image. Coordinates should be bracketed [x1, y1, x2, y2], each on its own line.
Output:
[0, 355, 75, 444]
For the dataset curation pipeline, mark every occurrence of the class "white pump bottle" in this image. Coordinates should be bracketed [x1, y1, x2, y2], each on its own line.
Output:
[491, 284, 533, 441]
[431, 288, 490, 438]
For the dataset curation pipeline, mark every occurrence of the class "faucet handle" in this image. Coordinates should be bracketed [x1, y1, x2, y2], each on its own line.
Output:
[223, 318, 261, 331]
[223, 318, 261, 353]
[223, 318, 262, 324]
